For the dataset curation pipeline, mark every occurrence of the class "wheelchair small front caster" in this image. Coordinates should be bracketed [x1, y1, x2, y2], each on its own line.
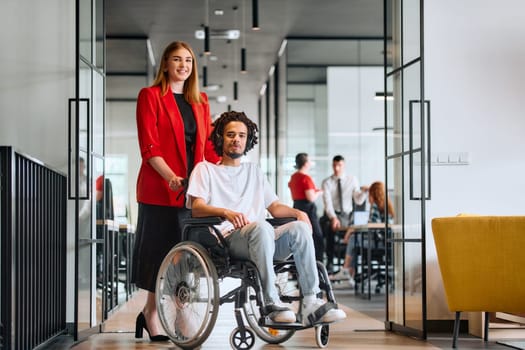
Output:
[315, 324, 330, 348]
[230, 327, 256, 350]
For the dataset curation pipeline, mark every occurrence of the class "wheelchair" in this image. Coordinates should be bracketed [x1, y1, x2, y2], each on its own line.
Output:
[155, 217, 341, 350]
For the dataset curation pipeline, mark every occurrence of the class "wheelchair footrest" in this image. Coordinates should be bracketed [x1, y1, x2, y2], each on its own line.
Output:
[259, 317, 303, 330]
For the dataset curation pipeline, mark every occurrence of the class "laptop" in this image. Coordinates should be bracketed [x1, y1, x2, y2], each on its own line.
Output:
[353, 211, 369, 225]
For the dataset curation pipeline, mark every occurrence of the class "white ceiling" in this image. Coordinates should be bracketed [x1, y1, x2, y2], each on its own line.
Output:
[105, 0, 385, 114]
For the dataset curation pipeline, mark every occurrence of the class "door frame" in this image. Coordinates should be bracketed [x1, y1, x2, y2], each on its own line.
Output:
[383, 0, 429, 339]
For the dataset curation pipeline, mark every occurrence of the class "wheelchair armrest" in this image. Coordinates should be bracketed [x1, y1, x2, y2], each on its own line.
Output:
[266, 217, 296, 227]
[183, 216, 225, 226]
[182, 216, 230, 256]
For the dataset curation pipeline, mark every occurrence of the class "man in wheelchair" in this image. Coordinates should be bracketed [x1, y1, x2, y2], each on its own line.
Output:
[185, 110, 346, 326]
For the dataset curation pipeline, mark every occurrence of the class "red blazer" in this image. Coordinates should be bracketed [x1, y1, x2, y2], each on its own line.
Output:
[135, 85, 220, 207]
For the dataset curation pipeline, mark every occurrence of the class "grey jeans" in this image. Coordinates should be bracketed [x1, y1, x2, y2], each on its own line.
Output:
[226, 220, 321, 304]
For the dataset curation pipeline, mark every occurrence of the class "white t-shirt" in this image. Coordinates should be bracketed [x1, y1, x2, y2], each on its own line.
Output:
[186, 161, 278, 236]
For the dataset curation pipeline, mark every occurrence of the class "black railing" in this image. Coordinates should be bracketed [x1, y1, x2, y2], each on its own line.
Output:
[0, 146, 67, 350]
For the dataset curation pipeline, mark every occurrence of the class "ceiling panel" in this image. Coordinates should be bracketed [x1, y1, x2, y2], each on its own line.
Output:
[105, 0, 384, 112]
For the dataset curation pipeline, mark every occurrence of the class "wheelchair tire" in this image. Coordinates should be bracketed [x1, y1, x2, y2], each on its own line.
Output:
[156, 241, 219, 349]
[315, 324, 330, 348]
[229, 327, 256, 350]
[243, 286, 296, 344]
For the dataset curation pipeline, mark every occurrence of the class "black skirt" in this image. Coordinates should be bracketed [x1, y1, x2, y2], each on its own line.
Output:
[131, 203, 190, 292]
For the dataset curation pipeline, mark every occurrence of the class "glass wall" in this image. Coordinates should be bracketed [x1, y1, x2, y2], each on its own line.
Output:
[385, 0, 428, 339]
[273, 39, 385, 207]
[74, 0, 106, 337]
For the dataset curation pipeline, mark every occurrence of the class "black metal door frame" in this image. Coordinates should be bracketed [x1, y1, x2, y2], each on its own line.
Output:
[383, 0, 429, 340]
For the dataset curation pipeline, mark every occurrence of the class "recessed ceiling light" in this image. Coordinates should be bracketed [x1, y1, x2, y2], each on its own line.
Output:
[195, 29, 240, 40]
[204, 84, 222, 92]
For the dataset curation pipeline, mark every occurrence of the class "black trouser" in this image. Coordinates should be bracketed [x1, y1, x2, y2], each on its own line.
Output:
[320, 212, 351, 268]
[320, 215, 336, 267]
[293, 200, 324, 262]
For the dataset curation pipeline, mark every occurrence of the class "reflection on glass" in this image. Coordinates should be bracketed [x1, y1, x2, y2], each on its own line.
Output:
[403, 155, 422, 238]
[79, 0, 92, 61]
[402, 62, 421, 153]
[389, 239, 404, 325]
[402, 0, 421, 65]
[404, 242, 423, 331]
[94, 156, 104, 325]
[93, 71, 104, 156]
[386, 0, 401, 72]
[106, 155, 129, 224]
[78, 243, 92, 331]
[78, 155, 91, 235]
[95, 0, 104, 68]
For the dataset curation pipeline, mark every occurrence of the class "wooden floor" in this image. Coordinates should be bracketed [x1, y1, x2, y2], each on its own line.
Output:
[70, 288, 443, 350]
[65, 283, 525, 350]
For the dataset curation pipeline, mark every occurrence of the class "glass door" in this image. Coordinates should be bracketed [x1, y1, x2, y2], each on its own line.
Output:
[384, 0, 429, 339]
[70, 0, 105, 340]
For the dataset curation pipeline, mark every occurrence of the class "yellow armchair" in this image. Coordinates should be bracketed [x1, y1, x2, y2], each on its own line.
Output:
[432, 216, 525, 348]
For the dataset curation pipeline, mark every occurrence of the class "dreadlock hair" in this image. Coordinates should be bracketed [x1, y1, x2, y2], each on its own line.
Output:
[210, 111, 259, 156]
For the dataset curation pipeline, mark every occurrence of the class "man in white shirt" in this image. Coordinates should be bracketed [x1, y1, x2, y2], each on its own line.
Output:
[186, 111, 346, 326]
[320, 155, 368, 277]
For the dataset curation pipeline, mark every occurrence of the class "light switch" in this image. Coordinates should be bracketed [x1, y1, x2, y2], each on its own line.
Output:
[459, 152, 470, 164]
[448, 153, 459, 163]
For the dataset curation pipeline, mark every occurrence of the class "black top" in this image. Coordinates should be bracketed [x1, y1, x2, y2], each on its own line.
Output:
[174, 93, 196, 177]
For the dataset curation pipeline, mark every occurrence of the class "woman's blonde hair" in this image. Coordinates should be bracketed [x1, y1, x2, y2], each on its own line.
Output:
[151, 41, 203, 103]
[369, 181, 395, 219]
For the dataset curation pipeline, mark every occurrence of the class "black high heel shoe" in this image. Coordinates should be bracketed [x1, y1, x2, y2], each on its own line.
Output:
[135, 312, 170, 341]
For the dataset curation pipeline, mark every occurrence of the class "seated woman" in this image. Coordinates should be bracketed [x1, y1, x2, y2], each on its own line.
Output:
[330, 181, 394, 287]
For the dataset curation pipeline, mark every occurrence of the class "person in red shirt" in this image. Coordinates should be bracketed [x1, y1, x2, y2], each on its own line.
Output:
[131, 41, 220, 342]
[288, 153, 324, 262]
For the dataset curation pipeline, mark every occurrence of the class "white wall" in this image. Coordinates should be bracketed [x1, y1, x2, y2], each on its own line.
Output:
[0, 0, 75, 170]
[0, 0, 76, 322]
[425, 0, 525, 320]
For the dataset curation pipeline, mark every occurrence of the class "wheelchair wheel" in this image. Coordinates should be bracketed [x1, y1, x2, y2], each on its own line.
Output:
[156, 241, 219, 349]
[243, 286, 295, 344]
[229, 327, 256, 350]
[315, 324, 330, 348]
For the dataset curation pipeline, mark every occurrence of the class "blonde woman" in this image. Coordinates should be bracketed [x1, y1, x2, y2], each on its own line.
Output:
[131, 41, 220, 341]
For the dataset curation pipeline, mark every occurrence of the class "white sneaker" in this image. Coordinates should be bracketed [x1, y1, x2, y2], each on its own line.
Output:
[275, 272, 289, 295]
[302, 298, 346, 326]
[330, 269, 355, 288]
[332, 278, 355, 290]
[264, 302, 296, 323]
[329, 268, 351, 281]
